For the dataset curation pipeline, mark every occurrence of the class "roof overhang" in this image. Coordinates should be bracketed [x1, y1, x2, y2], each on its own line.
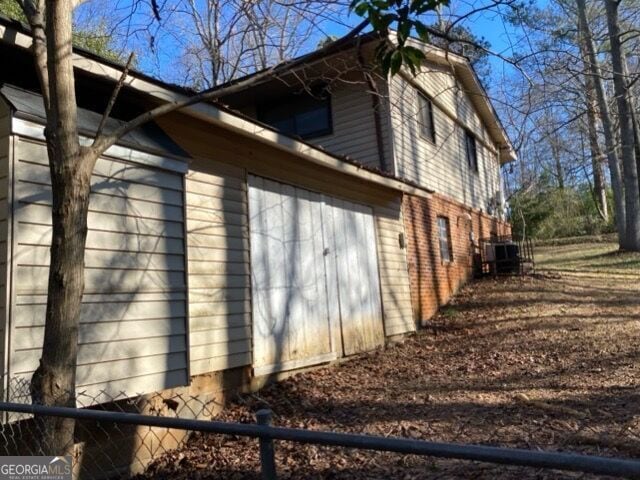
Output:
[0, 19, 433, 198]
[211, 30, 517, 165]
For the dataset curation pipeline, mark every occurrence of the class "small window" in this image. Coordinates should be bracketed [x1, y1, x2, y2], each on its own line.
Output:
[465, 129, 478, 172]
[418, 92, 436, 143]
[437, 216, 452, 263]
[258, 92, 332, 139]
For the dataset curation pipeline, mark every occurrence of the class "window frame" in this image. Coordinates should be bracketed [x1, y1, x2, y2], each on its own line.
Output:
[417, 92, 436, 144]
[465, 129, 478, 173]
[257, 92, 333, 140]
[437, 216, 453, 264]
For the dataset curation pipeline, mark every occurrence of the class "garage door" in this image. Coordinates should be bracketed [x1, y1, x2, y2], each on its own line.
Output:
[323, 197, 384, 355]
[248, 176, 383, 376]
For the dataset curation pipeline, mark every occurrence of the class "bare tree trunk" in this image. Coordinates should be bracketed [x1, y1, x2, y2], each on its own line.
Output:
[604, 0, 640, 251]
[19, 4, 370, 454]
[586, 106, 609, 222]
[631, 103, 640, 194]
[624, 59, 640, 194]
[584, 73, 608, 222]
[617, 51, 640, 197]
[550, 134, 564, 189]
[28, 0, 93, 456]
[576, 0, 626, 245]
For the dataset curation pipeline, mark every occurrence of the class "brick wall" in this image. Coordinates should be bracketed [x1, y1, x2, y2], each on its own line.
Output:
[402, 193, 511, 324]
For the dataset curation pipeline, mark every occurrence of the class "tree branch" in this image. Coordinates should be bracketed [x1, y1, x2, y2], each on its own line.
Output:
[151, 0, 162, 21]
[90, 18, 371, 159]
[95, 52, 135, 141]
[21, 0, 51, 115]
[419, 23, 533, 83]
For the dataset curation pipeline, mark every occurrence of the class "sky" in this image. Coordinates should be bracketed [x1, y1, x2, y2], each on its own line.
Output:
[74, 0, 542, 87]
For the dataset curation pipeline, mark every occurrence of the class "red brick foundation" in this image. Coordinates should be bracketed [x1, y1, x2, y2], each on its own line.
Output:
[403, 193, 511, 324]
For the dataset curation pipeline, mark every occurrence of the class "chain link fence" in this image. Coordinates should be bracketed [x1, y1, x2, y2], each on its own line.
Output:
[1, 376, 221, 479]
[1, 375, 640, 479]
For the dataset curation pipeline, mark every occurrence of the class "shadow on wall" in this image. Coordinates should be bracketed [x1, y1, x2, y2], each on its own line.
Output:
[249, 177, 383, 385]
[403, 194, 510, 325]
[405, 197, 443, 323]
[249, 178, 301, 388]
[8, 146, 192, 477]
[11, 153, 188, 393]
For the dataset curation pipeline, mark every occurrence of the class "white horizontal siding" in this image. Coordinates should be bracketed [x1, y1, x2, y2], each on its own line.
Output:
[12, 117, 188, 174]
[185, 160, 252, 375]
[160, 113, 417, 351]
[374, 199, 415, 336]
[389, 66, 502, 212]
[0, 99, 10, 393]
[312, 83, 382, 170]
[8, 130, 189, 403]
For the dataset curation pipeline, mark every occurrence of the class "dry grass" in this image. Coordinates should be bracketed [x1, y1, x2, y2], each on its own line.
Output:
[138, 244, 640, 479]
[536, 242, 640, 276]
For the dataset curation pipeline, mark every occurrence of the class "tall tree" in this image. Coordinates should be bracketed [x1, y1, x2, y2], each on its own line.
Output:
[576, 0, 626, 242]
[584, 84, 609, 221]
[604, 0, 640, 250]
[161, 0, 340, 88]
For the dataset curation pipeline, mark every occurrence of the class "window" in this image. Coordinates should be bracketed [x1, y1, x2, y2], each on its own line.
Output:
[465, 129, 478, 172]
[418, 92, 436, 143]
[257, 92, 332, 139]
[437, 216, 452, 263]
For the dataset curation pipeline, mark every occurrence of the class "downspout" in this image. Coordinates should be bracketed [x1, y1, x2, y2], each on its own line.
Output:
[367, 77, 388, 173]
[356, 44, 388, 172]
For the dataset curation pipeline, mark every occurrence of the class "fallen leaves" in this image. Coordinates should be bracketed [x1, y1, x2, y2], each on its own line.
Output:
[135, 272, 640, 479]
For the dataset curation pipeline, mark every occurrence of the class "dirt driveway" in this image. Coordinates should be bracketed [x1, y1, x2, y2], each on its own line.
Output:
[141, 268, 640, 479]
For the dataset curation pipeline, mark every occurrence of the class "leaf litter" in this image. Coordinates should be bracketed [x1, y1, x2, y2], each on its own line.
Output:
[138, 273, 640, 479]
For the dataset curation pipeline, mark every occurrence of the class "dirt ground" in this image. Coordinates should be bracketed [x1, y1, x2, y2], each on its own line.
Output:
[140, 253, 640, 479]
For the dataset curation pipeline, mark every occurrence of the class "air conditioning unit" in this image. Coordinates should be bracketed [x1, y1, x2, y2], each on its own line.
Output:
[485, 241, 520, 274]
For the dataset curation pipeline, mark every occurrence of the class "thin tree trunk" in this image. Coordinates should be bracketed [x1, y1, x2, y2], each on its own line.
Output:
[604, 0, 640, 250]
[550, 135, 564, 189]
[576, 0, 626, 245]
[624, 58, 640, 194]
[631, 104, 640, 194]
[586, 105, 609, 222]
[29, 0, 92, 456]
[584, 73, 609, 221]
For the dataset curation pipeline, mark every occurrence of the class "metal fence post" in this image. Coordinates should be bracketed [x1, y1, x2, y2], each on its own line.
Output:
[256, 409, 277, 480]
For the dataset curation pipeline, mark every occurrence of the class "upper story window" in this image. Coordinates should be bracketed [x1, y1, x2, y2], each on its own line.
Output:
[437, 216, 452, 263]
[418, 92, 436, 143]
[257, 91, 332, 139]
[465, 129, 478, 172]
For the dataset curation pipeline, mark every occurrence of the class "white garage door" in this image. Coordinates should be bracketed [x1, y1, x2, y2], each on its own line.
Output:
[248, 176, 383, 376]
[323, 197, 384, 355]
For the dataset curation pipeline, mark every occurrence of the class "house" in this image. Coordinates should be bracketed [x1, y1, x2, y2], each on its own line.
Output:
[0, 16, 513, 473]
[0, 19, 515, 401]
[0, 16, 514, 476]
[213, 34, 515, 321]
[0, 17, 428, 403]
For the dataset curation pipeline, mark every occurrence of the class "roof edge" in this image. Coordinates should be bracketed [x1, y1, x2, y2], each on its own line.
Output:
[0, 18, 434, 197]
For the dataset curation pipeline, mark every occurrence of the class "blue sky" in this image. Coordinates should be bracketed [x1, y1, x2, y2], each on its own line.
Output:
[78, 0, 538, 86]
